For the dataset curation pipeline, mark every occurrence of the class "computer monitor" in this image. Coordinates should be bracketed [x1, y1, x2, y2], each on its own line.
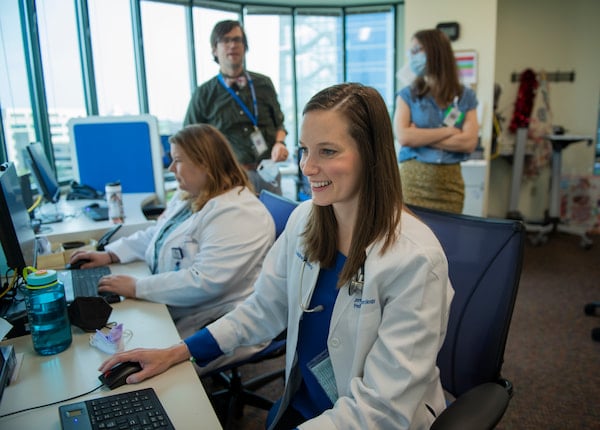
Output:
[68, 115, 166, 203]
[0, 163, 36, 271]
[25, 142, 61, 204]
[24, 142, 63, 223]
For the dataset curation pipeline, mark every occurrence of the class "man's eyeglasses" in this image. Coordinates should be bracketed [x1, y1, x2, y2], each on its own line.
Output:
[219, 36, 244, 45]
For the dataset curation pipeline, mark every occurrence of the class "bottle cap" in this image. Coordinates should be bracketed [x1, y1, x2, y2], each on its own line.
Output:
[27, 269, 58, 287]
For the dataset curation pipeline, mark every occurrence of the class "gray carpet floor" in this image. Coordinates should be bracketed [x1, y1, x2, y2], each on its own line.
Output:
[203, 231, 600, 429]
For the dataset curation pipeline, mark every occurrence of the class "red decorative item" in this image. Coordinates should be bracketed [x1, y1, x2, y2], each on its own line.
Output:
[509, 69, 538, 133]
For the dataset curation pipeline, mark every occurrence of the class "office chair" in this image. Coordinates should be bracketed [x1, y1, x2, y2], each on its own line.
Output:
[258, 190, 299, 238]
[408, 205, 526, 430]
[202, 190, 298, 429]
[584, 301, 600, 342]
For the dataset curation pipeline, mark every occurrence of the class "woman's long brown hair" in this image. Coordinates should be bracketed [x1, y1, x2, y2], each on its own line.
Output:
[411, 29, 462, 107]
[301, 83, 403, 287]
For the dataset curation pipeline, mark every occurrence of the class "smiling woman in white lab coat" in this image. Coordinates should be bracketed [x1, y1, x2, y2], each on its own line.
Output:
[69, 124, 275, 342]
[99, 84, 453, 429]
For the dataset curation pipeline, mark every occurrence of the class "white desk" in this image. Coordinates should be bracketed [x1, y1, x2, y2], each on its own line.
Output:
[35, 193, 157, 245]
[0, 265, 222, 429]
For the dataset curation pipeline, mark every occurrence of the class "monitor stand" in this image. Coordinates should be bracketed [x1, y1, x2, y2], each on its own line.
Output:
[37, 203, 64, 224]
[39, 212, 64, 224]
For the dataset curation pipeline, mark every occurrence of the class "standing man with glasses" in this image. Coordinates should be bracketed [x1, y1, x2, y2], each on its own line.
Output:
[184, 20, 288, 195]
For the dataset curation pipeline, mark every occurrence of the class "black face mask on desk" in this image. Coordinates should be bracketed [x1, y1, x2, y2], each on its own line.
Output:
[68, 297, 112, 331]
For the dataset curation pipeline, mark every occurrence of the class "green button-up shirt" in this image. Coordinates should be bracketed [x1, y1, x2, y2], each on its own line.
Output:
[183, 71, 286, 165]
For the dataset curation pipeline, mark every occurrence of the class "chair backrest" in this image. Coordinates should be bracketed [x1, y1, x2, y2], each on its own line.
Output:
[259, 190, 299, 239]
[409, 205, 525, 398]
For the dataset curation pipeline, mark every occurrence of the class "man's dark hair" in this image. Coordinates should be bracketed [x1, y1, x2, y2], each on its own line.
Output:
[210, 20, 249, 64]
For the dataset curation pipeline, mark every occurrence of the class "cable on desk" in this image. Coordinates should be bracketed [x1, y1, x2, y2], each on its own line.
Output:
[0, 271, 17, 300]
[0, 383, 103, 419]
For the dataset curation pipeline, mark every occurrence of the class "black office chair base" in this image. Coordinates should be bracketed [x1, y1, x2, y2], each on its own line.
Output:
[211, 367, 285, 412]
[584, 302, 600, 316]
[209, 366, 285, 430]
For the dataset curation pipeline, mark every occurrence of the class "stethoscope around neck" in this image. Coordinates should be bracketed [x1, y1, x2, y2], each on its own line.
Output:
[298, 257, 365, 313]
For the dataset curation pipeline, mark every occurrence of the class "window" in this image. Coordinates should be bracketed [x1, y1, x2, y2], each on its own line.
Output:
[346, 8, 396, 111]
[36, 0, 87, 182]
[193, 7, 239, 87]
[88, 0, 139, 117]
[0, 0, 34, 173]
[294, 10, 344, 125]
[141, 1, 190, 134]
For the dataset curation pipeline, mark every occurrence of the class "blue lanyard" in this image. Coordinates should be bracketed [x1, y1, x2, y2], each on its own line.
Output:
[218, 72, 258, 126]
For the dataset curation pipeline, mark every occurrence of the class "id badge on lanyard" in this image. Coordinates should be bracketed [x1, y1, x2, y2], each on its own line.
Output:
[218, 73, 267, 154]
[250, 127, 268, 155]
[443, 96, 465, 127]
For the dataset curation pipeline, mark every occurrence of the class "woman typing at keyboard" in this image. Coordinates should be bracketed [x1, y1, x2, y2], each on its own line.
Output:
[69, 124, 275, 369]
[99, 84, 453, 429]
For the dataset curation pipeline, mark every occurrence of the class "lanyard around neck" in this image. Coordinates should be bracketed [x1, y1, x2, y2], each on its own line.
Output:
[218, 72, 258, 126]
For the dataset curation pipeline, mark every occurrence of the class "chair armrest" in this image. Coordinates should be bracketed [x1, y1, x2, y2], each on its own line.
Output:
[430, 382, 510, 430]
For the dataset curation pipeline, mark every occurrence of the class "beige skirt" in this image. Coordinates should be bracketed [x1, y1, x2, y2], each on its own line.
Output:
[399, 159, 464, 214]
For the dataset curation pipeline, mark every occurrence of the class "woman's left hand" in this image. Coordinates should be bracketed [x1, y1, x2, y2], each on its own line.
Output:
[98, 274, 137, 298]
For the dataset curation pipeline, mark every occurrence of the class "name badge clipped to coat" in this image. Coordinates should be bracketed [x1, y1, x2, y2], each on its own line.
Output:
[443, 96, 464, 127]
[307, 350, 339, 404]
[171, 247, 183, 271]
[250, 127, 268, 155]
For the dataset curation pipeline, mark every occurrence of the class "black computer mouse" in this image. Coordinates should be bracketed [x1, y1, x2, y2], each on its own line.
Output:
[98, 361, 143, 390]
[66, 258, 91, 270]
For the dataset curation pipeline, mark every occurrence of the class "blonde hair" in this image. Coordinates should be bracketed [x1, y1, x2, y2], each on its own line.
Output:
[169, 124, 252, 211]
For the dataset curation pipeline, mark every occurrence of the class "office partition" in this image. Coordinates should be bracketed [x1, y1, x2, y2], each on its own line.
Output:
[67, 115, 165, 203]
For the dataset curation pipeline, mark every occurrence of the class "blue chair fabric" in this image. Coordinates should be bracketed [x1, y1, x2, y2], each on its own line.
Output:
[408, 205, 525, 430]
[258, 190, 299, 239]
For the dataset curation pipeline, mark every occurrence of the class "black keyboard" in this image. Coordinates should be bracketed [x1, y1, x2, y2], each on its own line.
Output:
[71, 267, 120, 303]
[72, 267, 111, 297]
[59, 388, 175, 430]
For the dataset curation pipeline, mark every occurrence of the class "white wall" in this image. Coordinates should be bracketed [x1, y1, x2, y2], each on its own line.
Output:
[404, 0, 498, 215]
[404, 0, 600, 219]
[489, 0, 600, 219]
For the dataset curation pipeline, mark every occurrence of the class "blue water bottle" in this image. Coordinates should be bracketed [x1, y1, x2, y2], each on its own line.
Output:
[23, 268, 72, 355]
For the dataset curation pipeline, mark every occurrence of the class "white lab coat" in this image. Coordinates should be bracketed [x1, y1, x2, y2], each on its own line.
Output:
[207, 201, 454, 429]
[106, 187, 275, 338]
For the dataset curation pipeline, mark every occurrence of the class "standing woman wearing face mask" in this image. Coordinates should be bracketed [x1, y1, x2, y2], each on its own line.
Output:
[394, 29, 479, 213]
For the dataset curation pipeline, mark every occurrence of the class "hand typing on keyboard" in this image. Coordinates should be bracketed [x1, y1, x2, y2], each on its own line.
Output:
[97, 273, 138, 299]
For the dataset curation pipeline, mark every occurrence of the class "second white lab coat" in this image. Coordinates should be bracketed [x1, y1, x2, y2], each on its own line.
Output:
[207, 201, 454, 429]
[106, 186, 275, 338]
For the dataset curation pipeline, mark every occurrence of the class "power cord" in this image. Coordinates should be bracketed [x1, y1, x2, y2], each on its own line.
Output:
[0, 271, 18, 300]
[0, 383, 103, 418]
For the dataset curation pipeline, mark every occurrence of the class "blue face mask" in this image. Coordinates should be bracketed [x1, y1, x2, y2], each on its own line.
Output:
[409, 52, 427, 76]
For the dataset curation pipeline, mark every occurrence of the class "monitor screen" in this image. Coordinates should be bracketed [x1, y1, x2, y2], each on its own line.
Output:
[68, 115, 165, 203]
[0, 163, 36, 271]
[25, 142, 61, 204]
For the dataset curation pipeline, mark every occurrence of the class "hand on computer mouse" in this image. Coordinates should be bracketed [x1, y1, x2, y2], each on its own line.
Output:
[66, 258, 91, 270]
[98, 345, 191, 386]
[68, 251, 111, 269]
[99, 361, 143, 389]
